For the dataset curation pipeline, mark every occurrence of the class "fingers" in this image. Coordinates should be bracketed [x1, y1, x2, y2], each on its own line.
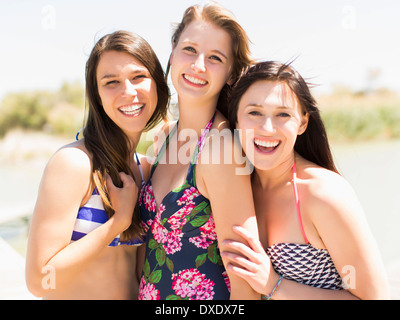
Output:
[223, 238, 257, 261]
[221, 226, 265, 263]
[226, 262, 255, 280]
[232, 225, 265, 254]
[105, 173, 114, 191]
[105, 172, 139, 207]
[106, 172, 136, 190]
[118, 171, 135, 187]
[220, 251, 258, 273]
[105, 172, 138, 230]
[222, 225, 270, 273]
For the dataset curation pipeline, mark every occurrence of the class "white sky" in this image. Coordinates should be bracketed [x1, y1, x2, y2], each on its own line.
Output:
[1, 0, 399, 101]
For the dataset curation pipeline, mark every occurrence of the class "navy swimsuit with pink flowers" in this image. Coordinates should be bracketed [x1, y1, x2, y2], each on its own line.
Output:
[138, 113, 230, 300]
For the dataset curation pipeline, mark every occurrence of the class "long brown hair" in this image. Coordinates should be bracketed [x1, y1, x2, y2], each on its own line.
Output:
[84, 31, 170, 240]
[166, 1, 254, 118]
[228, 61, 339, 174]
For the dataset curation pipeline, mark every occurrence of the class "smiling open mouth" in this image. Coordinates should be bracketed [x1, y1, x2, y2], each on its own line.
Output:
[118, 104, 144, 116]
[183, 74, 208, 86]
[254, 138, 280, 153]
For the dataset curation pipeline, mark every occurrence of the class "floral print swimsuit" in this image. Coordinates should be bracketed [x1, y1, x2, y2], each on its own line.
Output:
[138, 113, 230, 300]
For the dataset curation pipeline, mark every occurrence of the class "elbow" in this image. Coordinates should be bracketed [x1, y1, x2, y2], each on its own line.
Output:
[356, 280, 391, 300]
[372, 284, 391, 300]
[370, 276, 391, 300]
[25, 265, 55, 298]
[25, 275, 45, 298]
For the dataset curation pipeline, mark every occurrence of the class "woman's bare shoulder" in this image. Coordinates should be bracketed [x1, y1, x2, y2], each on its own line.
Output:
[42, 139, 92, 191]
[296, 157, 364, 225]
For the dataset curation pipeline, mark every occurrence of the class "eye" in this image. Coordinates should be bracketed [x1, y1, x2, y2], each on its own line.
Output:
[132, 74, 147, 81]
[105, 80, 119, 86]
[209, 55, 222, 62]
[249, 110, 262, 116]
[183, 46, 196, 54]
[277, 112, 291, 118]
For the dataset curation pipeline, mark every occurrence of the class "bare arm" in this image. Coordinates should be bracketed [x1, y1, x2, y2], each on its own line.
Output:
[308, 174, 390, 299]
[197, 131, 260, 300]
[221, 174, 390, 300]
[222, 226, 358, 300]
[25, 145, 137, 297]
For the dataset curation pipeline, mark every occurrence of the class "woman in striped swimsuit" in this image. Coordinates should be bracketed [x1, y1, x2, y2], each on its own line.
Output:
[222, 61, 390, 299]
[25, 31, 169, 299]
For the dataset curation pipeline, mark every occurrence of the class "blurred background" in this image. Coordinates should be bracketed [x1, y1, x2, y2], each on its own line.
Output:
[0, 0, 399, 298]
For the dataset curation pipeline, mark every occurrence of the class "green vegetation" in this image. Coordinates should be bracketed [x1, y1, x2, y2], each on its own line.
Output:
[317, 87, 400, 141]
[0, 81, 85, 137]
[0, 82, 399, 143]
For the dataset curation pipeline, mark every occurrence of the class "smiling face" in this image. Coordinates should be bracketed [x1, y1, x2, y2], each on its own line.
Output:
[96, 50, 158, 137]
[169, 19, 233, 105]
[236, 80, 309, 171]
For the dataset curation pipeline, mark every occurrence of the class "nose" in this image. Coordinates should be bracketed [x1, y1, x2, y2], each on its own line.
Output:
[261, 117, 276, 133]
[122, 79, 138, 97]
[191, 54, 206, 73]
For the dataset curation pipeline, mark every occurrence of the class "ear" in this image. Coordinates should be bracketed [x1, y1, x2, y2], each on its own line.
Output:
[226, 66, 237, 86]
[298, 112, 310, 136]
[226, 74, 235, 86]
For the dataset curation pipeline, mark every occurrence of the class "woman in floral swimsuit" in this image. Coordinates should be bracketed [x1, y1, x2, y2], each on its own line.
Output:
[139, 113, 230, 300]
[138, 3, 259, 300]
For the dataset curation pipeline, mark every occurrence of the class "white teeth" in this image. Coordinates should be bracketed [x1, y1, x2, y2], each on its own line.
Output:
[119, 104, 143, 115]
[184, 74, 207, 85]
[254, 139, 279, 148]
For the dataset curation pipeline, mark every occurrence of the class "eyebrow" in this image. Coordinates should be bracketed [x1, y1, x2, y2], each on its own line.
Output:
[182, 40, 229, 60]
[246, 104, 293, 110]
[100, 69, 148, 81]
[100, 74, 117, 80]
[212, 49, 228, 60]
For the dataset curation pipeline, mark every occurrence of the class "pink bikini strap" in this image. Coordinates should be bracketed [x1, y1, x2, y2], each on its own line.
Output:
[292, 162, 310, 244]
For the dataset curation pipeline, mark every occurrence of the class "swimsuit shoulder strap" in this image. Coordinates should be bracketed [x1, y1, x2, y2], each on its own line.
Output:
[190, 112, 216, 164]
[76, 128, 83, 141]
[187, 112, 216, 186]
[292, 162, 310, 244]
[149, 122, 178, 177]
[135, 151, 145, 187]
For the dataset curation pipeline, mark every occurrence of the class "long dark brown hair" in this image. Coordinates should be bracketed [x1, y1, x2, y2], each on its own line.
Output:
[166, 2, 254, 118]
[228, 61, 339, 174]
[84, 31, 170, 240]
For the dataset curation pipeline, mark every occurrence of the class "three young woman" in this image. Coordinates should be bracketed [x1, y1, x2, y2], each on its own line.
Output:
[26, 3, 388, 301]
